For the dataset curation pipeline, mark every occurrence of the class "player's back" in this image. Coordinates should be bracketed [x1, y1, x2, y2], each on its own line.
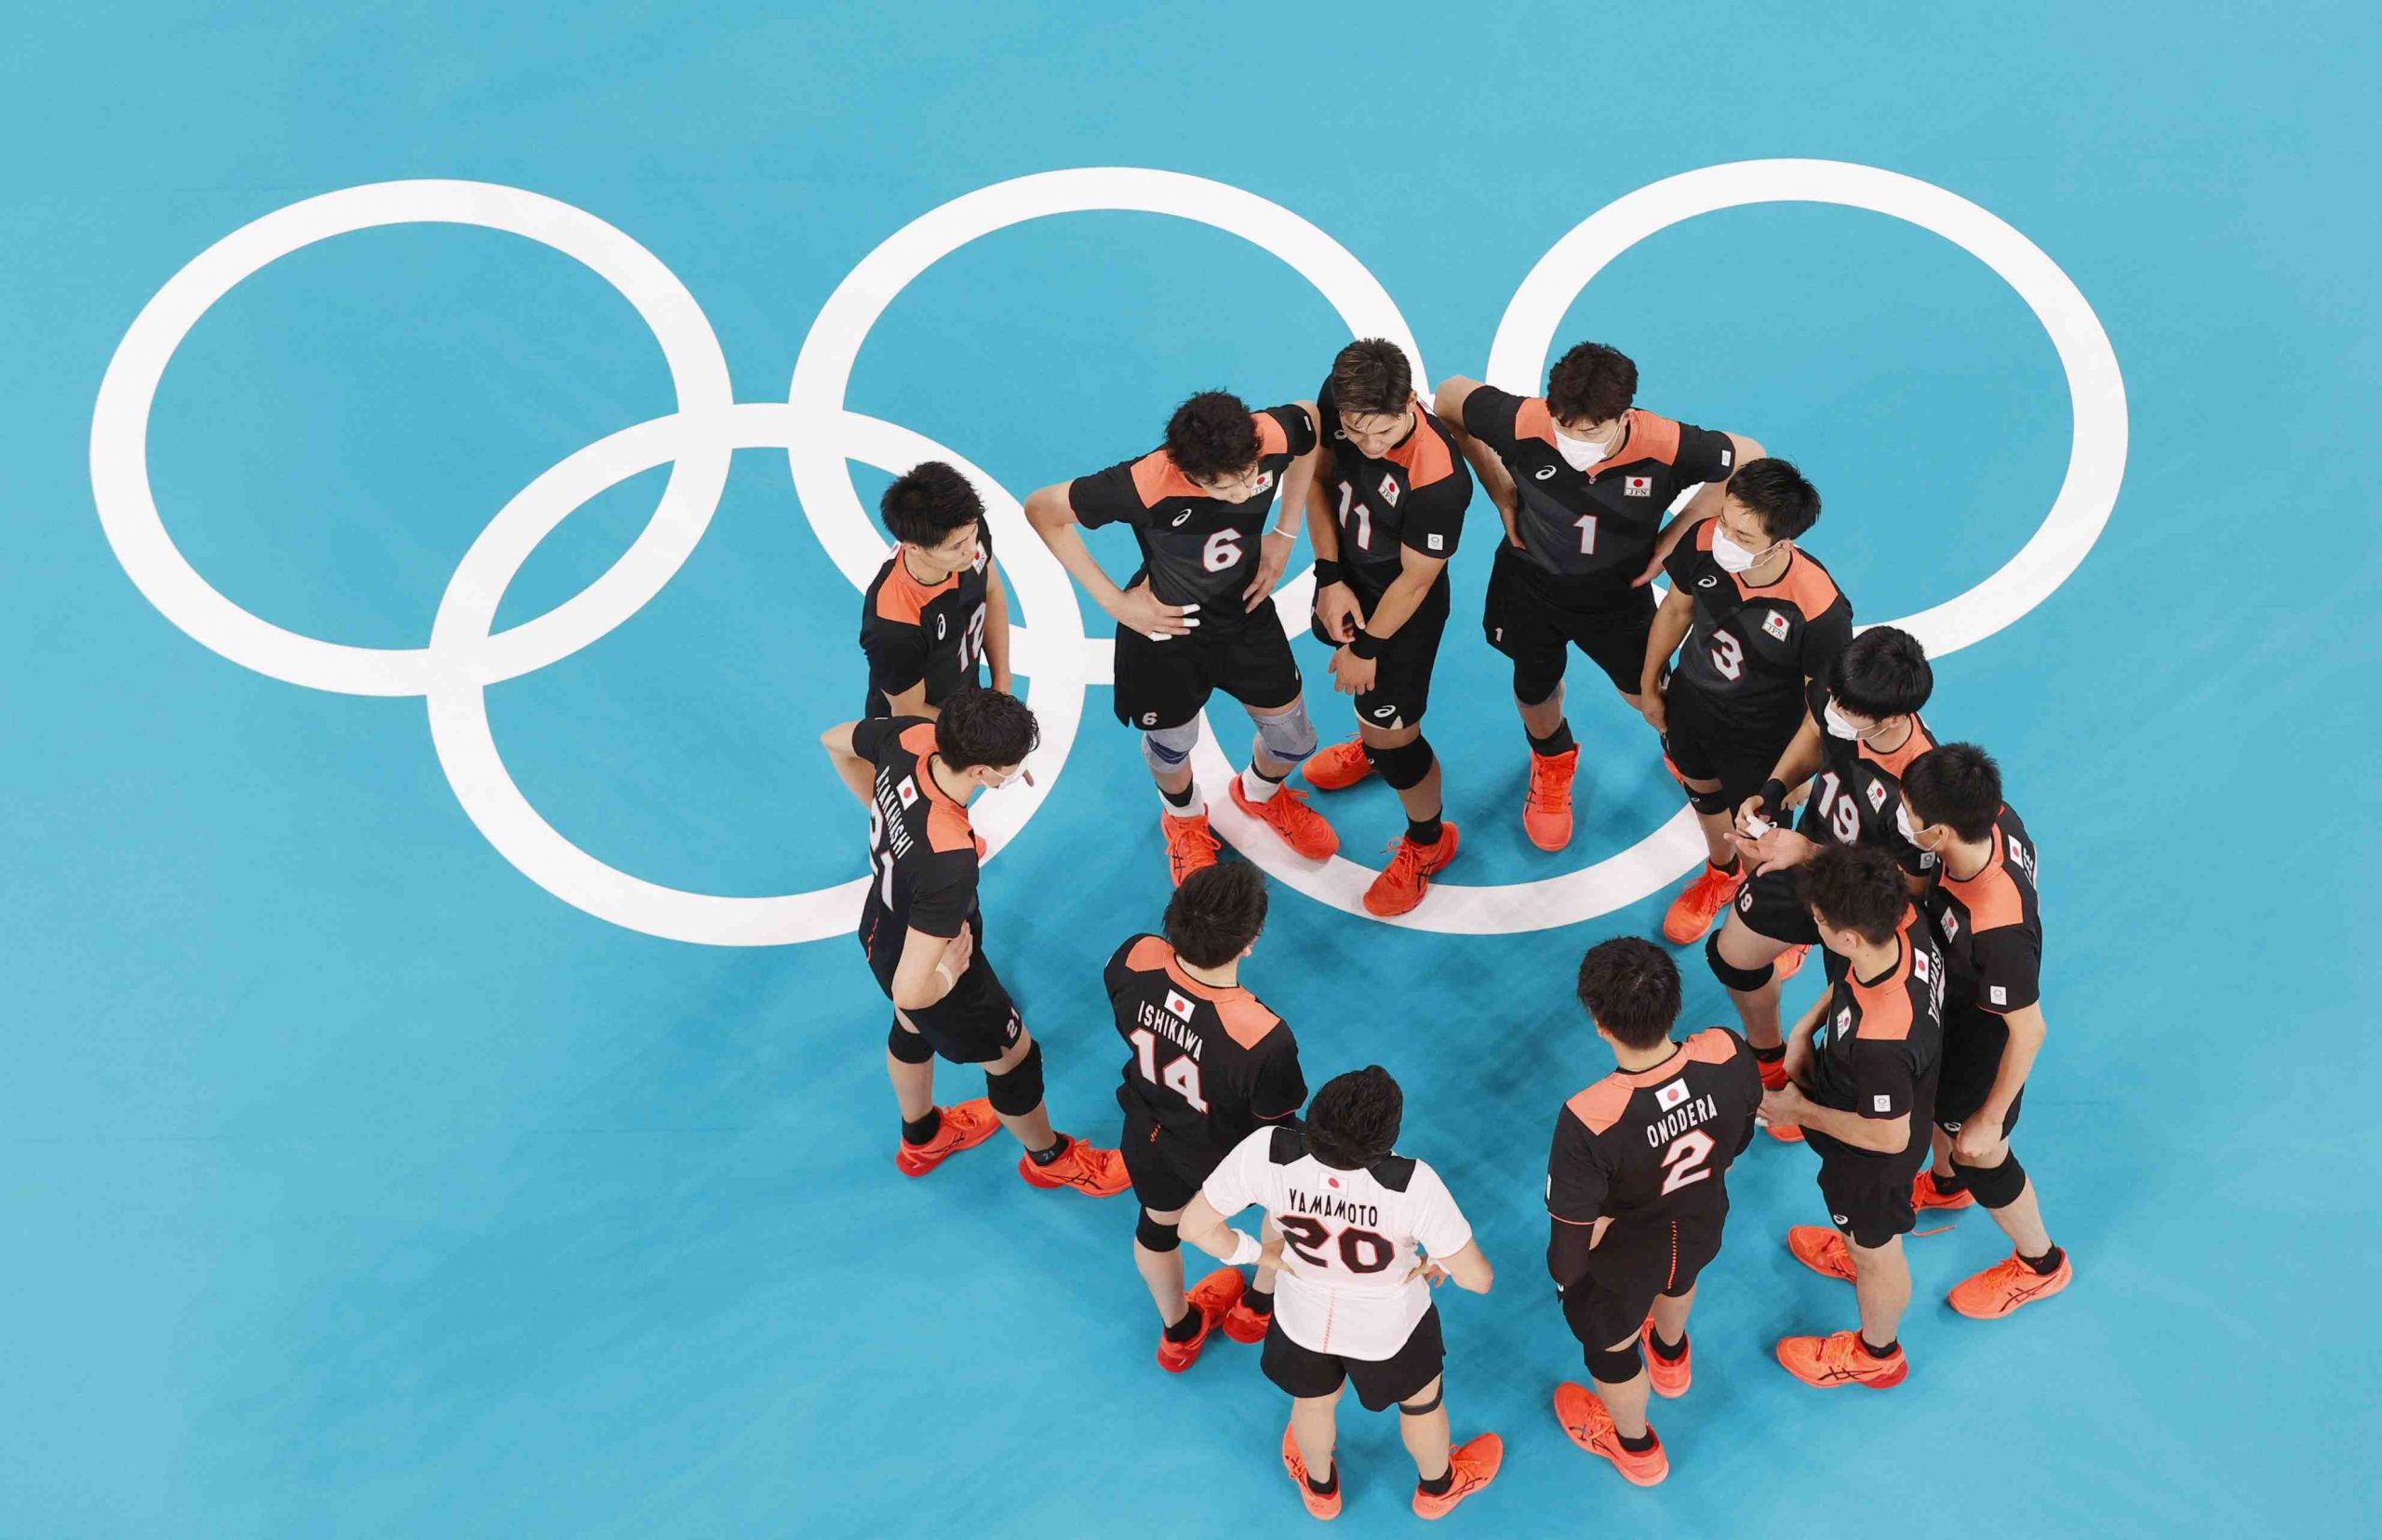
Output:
[852, 716, 982, 958]
[1551, 1028, 1762, 1226]
[1105, 934, 1304, 1166]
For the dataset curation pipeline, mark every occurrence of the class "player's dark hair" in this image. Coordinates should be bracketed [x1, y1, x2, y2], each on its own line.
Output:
[1902, 743, 2003, 843]
[933, 687, 1038, 771]
[1574, 937, 1681, 1051]
[1797, 843, 1910, 946]
[1730, 457, 1821, 542]
[880, 461, 983, 547]
[1329, 338, 1412, 417]
[1306, 1065, 1403, 1171]
[1546, 341, 1637, 425]
[1830, 625, 1933, 720]
[1165, 391, 1261, 482]
[1164, 862, 1269, 968]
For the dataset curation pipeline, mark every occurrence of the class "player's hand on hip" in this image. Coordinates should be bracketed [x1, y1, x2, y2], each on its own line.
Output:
[1329, 648, 1376, 697]
[1243, 537, 1291, 610]
[1313, 581, 1362, 643]
[1639, 686, 1667, 733]
[1117, 582, 1198, 640]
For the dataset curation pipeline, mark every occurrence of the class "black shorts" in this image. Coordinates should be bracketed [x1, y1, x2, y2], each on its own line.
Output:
[1809, 1135, 1927, 1249]
[1935, 1007, 2026, 1134]
[1663, 680, 1797, 810]
[1113, 619, 1303, 732]
[1481, 544, 1655, 698]
[1261, 1306, 1445, 1412]
[1314, 569, 1449, 730]
[1731, 864, 1822, 947]
[1560, 1211, 1726, 1355]
[863, 925, 1023, 1065]
[1117, 1099, 1223, 1212]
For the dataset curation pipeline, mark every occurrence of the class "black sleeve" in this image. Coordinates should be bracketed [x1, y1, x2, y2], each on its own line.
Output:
[1548, 1213, 1599, 1294]
[1730, 1035, 1764, 1157]
[1849, 1038, 1919, 1122]
[1460, 384, 1523, 452]
[1398, 472, 1470, 561]
[849, 714, 916, 763]
[1313, 381, 1342, 438]
[1800, 596, 1854, 688]
[1663, 526, 1711, 588]
[905, 850, 978, 939]
[1251, 1033, 1308, 1120]
[1067, 462, 1146, 530]
[1265, 401, 1318, 457]
[1545, 1107, 1610, 1224]
[863, 623, 930, 701]
[1103, 934, 1145, 1006]
[1674, 422, 1736, 484]
[1968, 927, 2042, 1013]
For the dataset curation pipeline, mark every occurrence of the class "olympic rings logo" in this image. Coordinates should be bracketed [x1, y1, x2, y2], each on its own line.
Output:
[90, 160, 2126, 946]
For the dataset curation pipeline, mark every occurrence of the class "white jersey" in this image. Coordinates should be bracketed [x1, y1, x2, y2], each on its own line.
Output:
[1200, 1125, 1474, 1359]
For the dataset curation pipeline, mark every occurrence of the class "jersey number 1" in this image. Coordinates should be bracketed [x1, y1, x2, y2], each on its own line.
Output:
[1337, 480, 1372, 553]
[1130, 1027, 1208, 1111]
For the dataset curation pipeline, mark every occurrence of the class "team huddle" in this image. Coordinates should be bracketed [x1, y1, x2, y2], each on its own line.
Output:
[818, 338, 2070, 1520]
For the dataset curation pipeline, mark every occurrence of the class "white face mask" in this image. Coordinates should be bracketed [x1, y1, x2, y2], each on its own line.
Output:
[1552, 425, 1615, 472]
[1823, 702, 1863, 740]
[986, 764, 1027, 790]
[1711, 527, 1776, 574]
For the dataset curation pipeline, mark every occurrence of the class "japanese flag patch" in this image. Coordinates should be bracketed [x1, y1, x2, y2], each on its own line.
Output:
[896, 776, 919, 808]
[1867, 779, 1888, 812]
[1762, 609, 1790, 641]
[1379, 472, 1401, 506]
[1625, 475, 1653, 497]
[1163, 988, 1196, 1020]
[1656, 1079, 1691, 1111]
[1251, 469, 1275, 494]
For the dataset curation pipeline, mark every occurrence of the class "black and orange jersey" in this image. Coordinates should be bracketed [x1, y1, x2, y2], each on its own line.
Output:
[1804, 906, 1945, 1158]
[1922, 804, 2043, 1018]
[1106, 934, 1306, 1168]
[1546, 1027, 1763, 1227]
[850, 716, 984, 969]
[1459, 387, 1734, 599]
[1067, 403, 1318, 629]
[1314, 383, 1471, 607]
[856, 520, 992, 717]
[1665, 522, 1853, 728]
[1799, 675, 1942, 879]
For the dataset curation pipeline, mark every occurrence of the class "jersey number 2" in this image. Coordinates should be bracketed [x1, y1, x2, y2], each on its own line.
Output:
[1659, 1129, 1716, 1196]
[1129, 1027, 1208, 1111]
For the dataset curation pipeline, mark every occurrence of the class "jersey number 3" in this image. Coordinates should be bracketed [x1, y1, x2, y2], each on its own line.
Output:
[1129, 1027, 1208, 1111]
[1659, 1128, 1716, 1196]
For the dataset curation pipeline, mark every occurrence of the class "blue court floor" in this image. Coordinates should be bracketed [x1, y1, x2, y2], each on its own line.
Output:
[5, 4, 2376, 1537]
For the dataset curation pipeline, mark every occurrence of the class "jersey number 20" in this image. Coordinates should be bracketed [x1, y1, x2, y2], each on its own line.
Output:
[1276, 1214, 1395, 1274]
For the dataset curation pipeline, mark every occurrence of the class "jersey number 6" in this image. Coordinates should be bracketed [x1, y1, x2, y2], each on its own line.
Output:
[1201, 529, 1244, 572]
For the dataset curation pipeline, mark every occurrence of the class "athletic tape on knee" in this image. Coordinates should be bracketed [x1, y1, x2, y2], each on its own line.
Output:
[1365, 735, 1435, 791]
[1251, 699, 1318, 765]
[888, 1019, 934, 1064]
[985, 1039, 1044, 1115]
[1706, 930, 1774, 993]
[1586, 1342, 1645, 1385]
[1398, 1386, 1444, 1416]
[1141, 719, 1199, 773]
[1135, 1212, 1181, 1252]
[1951, 1149, 2027, 1210]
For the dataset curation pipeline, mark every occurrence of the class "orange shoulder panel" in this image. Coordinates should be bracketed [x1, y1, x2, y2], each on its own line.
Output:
[1768, 554, 1844, 622]
[897, 722, 937, 758]
[1253, 411, 1289, 457]
[1870, 715, 1937, 778]
[1387, 404, 1459, 487]
[1129, 449, 1204, 506]
[1564, 1077, 1634, 1136]
[1623, 410, 1682, 466]
[924, 800, 975, 856]
[1693, 518, 1719, 553]
[1955, 863, 2027, 932]
[1513, 396, 1557, 447]
[873, 560, 930, 624]
[1216, 992, 1281, 1050]
[1683, 1027, 1739, 1065]
[1125, 934, 1175, 972]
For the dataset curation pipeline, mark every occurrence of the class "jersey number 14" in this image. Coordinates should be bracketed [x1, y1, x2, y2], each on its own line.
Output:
[1129, 1027, 1208, 1111]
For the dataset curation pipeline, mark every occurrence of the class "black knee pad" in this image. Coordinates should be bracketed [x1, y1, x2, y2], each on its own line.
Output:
[1586, 1341, 1644, 1386]
[1512, 657, 1565, 708]
[1706, 930, 1775, 994]
[1135, 1212, 1181, 1252]
[888, 1018, 934, 1065]
[1951, 1149, 2027, 1210]
[985, 1039, 1045, 1116]
[1686, 783, 1733, 815]
[1365, 735, 1436, 791]
[1398, 1386, 1444, 1416]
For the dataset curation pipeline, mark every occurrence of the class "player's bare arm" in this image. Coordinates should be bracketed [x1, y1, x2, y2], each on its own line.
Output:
[1638, 584, 1696, 731]
[1739, 713, 1827, 833]
[820, 722, 877, 805]
[1957, 1001, 2046, 1163]
[1024, 480, 1197, 638]
[1305, 457, 1362, 642]
[1175, 1189, 1249, 1263]
[983, 556, 1013, 693]
[1431, 375, 1520, 536]
[1242, 402, 1318, 610]
[1432, 1238, 1493, 1293]
[889, 921, 971, 1011]
[1331, 544, 1446, 698]
[1634, 432, 1765, 587]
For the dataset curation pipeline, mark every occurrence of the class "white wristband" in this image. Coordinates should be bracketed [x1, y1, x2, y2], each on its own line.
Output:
[1224, 1229, 1263, 1266]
